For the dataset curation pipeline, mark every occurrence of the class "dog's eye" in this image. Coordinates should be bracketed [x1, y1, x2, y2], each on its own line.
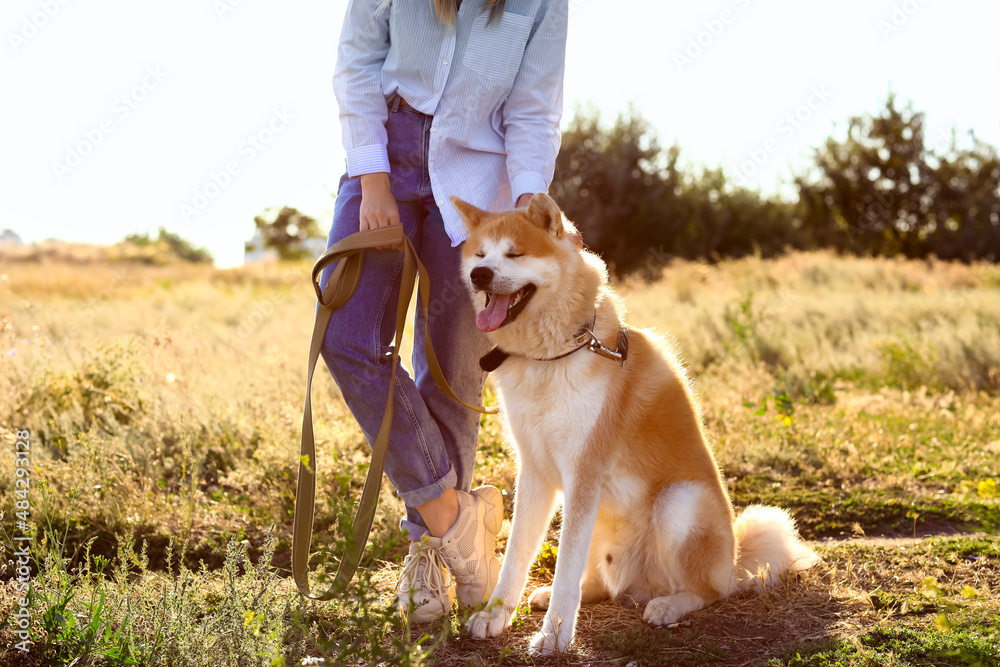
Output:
[505, 252, 522, 259]
[475, 251, 485, 258]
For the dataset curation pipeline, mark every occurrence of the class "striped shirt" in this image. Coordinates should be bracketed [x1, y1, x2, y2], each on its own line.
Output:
[334, 0, 568, 245]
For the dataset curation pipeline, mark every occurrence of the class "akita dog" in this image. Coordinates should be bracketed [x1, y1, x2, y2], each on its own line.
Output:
[451, 193, 818, 655]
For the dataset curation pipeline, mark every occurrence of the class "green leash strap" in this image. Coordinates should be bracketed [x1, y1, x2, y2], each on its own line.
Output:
[292, 225, 497, 600]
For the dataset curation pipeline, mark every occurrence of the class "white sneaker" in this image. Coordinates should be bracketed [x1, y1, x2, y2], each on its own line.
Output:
[437, 485, 503, 608]
[395, 538, 455, 624]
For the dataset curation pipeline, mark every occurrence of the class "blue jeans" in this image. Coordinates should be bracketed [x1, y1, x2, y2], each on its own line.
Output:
[320, 101, 491, 540]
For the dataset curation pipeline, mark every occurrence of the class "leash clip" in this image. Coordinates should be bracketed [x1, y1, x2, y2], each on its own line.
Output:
[585, 328, 626, 367]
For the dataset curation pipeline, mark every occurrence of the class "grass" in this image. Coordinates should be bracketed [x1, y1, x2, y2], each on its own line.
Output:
[0, 250, 999, 665]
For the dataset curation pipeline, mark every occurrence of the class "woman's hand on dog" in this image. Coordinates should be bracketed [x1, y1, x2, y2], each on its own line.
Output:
[359, 172, 402, 250]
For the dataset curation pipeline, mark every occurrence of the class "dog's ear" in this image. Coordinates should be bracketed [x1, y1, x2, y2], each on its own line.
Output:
[526, 193, 564, 239]
[451, 196, 487, 232]
[566, 223, 584, 250]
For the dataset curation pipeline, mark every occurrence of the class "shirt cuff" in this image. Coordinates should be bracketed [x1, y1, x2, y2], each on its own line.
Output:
[346, 144, 390, 177]
[509, 171, 548, 206]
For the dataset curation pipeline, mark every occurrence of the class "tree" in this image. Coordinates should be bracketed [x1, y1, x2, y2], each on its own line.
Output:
[797, 93, 1000, 260]
[551, 107, 674, 276]
[550, 107, 798, 277]
[252, 206, 323, 260]
[922, 133, 1000, 261]
[124, 227, 213, 263]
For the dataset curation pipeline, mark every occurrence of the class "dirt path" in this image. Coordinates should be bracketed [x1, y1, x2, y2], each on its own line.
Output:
[431, 531, 999, 667]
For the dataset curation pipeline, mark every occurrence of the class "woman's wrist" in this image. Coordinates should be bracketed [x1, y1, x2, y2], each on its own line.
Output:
[360, 172, 391, 192]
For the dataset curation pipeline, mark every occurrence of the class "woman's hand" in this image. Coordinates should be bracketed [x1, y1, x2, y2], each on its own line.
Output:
[359, 172, 402, 250]
[516, 193, 533, 208]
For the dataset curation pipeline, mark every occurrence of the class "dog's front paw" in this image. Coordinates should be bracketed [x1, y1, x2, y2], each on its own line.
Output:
[527, 586, 551, 611]
[528, 613, 574, 656]
[643, 596, 684, 628]
[466, 598, 514, 638]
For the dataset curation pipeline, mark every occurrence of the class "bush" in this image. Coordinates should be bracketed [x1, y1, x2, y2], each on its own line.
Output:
[124, 228, 213, 264]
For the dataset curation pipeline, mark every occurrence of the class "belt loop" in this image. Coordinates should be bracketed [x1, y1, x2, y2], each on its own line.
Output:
[389, 93, 402, 113]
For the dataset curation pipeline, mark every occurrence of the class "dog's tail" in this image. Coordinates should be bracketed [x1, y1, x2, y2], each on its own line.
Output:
[731, 505, 818, 594]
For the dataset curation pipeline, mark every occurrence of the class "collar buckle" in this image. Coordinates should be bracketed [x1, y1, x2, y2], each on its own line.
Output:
[478, 312, 629, 371]
[584, 324, 629, 367]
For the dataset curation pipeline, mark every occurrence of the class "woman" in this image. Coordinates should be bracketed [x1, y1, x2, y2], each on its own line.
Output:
[321, 0, 567, 622]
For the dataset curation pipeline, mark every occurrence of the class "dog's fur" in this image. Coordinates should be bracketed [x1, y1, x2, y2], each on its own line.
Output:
[453, 194, 819, 655]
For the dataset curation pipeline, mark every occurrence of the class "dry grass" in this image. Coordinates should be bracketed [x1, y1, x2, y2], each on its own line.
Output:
[0, 239, 213, 271]
[622, 250, 1000, 394]
[0, 250, 998, 665]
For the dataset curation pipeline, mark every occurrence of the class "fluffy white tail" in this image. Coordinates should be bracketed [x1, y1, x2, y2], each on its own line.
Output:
[732, 504, 819, 593]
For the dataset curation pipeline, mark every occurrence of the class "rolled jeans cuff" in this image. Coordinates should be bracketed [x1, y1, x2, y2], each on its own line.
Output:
[397, 464, 457, 510]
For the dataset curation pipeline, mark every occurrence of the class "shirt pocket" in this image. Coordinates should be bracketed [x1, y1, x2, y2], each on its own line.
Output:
[462, 11, 535, 83]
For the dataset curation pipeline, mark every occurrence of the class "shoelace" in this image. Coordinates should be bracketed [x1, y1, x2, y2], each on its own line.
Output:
[396, 543, 453, 606]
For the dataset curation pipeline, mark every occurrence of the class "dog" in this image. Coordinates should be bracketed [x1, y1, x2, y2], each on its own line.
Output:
[451, 193, 819, 655]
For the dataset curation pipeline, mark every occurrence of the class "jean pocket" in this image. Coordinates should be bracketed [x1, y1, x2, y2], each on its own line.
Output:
[462, 11, 534, 82]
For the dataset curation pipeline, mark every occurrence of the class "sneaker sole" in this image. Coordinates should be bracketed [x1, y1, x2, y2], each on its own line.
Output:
[402, 598, 450, 624]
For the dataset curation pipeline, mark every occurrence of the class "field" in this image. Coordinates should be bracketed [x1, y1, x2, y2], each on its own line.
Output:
[1, 249, 999, 666]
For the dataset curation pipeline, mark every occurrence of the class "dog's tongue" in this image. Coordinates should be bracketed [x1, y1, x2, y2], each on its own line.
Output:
[476, 293, 512, 333]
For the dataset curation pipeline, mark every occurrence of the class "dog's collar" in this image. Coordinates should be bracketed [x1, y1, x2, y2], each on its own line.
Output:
[479, 312, 629, 372]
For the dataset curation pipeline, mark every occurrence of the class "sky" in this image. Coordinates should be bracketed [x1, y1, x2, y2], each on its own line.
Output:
[3, 0, 999, 267]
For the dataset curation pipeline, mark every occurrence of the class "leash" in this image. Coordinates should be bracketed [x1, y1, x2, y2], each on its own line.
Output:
[292, 225, 497, 600]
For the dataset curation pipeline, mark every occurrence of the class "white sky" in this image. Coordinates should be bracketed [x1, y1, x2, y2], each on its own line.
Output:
[3, 0, 998, 267]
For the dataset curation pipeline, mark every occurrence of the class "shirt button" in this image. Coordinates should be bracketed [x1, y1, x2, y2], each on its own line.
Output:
[443, 59, 449, 65]
[437, 200, 444, 206]
[430, 127, 436, 133]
